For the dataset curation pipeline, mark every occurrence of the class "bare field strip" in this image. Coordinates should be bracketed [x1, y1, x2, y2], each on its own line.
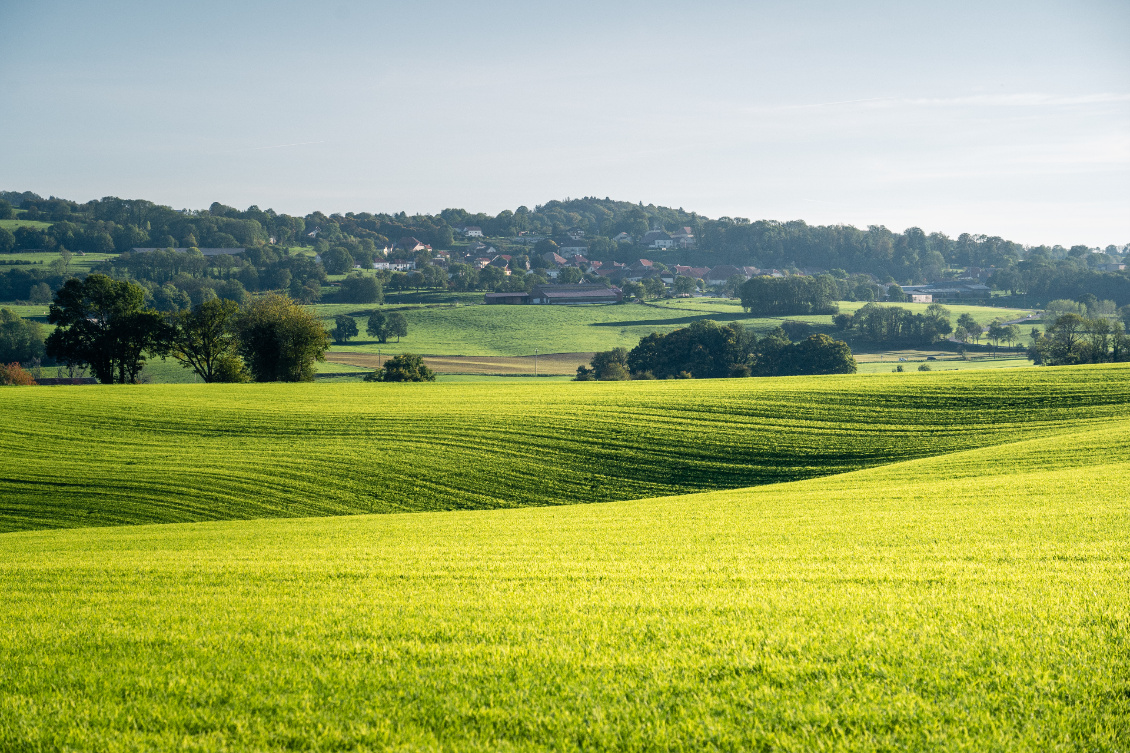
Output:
[326, 350, 594, 375]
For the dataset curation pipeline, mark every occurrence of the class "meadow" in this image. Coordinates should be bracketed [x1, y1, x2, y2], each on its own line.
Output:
[1, 365, 1127, 533]
[0, 381, 1126, 750]
[315, 298, 1032, 358]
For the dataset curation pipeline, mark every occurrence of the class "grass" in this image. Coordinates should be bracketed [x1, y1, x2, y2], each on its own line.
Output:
[2, 364, 1127, 533]
[0, 218, 53, 230]
[0, 401, 1126, 750]
[314, 299, 1033, 358]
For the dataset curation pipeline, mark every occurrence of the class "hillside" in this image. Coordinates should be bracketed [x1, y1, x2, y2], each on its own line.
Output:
[1, 400, 1126, 750]
[2, 364, 1127, 532]
[314, 298, 1033, 358]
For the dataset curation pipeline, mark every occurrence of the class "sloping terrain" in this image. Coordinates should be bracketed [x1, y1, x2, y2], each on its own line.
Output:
[1, 364, 1127, 532]
[1, 413, 1126, 751]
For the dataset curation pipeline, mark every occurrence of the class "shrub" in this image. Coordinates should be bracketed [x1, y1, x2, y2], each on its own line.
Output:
[0, 362, 36, 386]
[366, 353, 435, 382]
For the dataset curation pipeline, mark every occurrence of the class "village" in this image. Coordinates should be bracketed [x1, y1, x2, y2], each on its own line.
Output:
[352, 224, 997, 306]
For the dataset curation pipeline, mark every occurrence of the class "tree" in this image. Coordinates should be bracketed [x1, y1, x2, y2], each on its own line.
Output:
[0, 308, 46, 363]
[162, 298, 248, 382]
[737, 276, 838, 316]
[320, 247, 354, 275]
[45, 274, 165, 384]
[366, 310, 389, 342]
[331, 314, 359, 344]
[1002, 323, 1021, 351]
[671, 276, 696, 296]
[386, 311, 408, 342]
[558, 267, 584, 285]
[366, 353, 435, 382]
[340, 273, 382, 304]
[588, 347, 630, 380]
[235, 293, 329, 382]
[621, 281, 646, 300]
[957, 313, 981, 343]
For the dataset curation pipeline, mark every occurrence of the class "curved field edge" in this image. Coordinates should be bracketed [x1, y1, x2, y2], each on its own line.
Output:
[0, 421, 1126, 751]
[1, 363, 1129, 533]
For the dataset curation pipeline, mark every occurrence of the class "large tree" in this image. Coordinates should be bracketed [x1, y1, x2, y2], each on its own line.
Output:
[235, 294, 329, 382]
[45, 274, 165, 384]
[162, 298, 248, 382]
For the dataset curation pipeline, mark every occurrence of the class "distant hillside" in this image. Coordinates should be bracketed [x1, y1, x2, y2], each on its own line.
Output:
[2, 191, 1128, 305]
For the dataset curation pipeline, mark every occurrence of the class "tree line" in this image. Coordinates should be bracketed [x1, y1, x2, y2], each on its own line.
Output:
[44, 274, 330, 383]
[577, 320, 856, 381]
[4, 191, 1126, 305]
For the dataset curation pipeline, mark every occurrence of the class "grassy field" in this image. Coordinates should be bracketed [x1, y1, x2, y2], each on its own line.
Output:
[1, 364, 1127, 533]
[0, 218, 53, 230]
[0, 394, 1126, 750]
[314, 299, 1033, 358]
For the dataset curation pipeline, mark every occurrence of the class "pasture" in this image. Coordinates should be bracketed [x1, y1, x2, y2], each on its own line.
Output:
[0, 394, 1126, 750]
[314, 298, 1032, 358]
[1, 364, 1127, 533]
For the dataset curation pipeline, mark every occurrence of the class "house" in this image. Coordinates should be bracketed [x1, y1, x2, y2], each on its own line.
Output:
[469, 243, 498, 257]
[706, 265, 749, 286]
[557, 239, 589, 257]
[484, 292, 529, 305]
[674, 265, 710, 279]
[374, 259, 417, 271]
[529, 284, 623, 305]
[640, 230, 674, 249]
[395, 236, 431, 253]
[909, 294, 933, 303]
[565, 227, 586, 240]
[613, 232, 633, 244]
[542, 251, 567, 267]
[461, 226, 484, 238]
[670, 227, 696, 249]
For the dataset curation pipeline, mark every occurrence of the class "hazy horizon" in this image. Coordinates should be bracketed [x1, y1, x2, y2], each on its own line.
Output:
[2, 0, 1127, 248]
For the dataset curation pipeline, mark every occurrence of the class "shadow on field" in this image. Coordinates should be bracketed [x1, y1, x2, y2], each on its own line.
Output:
[592, 312, 751, 327]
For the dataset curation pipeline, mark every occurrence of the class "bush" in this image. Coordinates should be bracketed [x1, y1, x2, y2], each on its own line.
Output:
[366, 353, 435, 382]
[0, 362, 37, 386]
[918, 363, 932, 371]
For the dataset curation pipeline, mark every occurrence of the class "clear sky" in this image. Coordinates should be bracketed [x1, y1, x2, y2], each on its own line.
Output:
[1, 0, 1127, 247]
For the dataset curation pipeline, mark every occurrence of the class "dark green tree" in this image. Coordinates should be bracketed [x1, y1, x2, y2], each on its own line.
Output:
[336, 271, 381, 303]
[162, 298, 248, 382]
[366, 353, 435, 382]
[45, 274, 166, 384]
[331, 314, 359, 344]
[588, 347, 630, 380]
[235, 293, 329, 382]
[386, 311, 408, 342]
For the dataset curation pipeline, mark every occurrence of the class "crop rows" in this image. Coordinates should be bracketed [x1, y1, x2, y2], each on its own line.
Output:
[0, 415, 1126, 750]
[2, 364, 1128, 532]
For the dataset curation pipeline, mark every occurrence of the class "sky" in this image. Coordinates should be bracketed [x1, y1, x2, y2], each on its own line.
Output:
[1, 0, 1127, 247]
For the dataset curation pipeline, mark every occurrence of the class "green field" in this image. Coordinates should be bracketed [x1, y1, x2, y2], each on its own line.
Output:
[0, 250, 116, 274]
[0, 366, 1126, 750]
[1, 365, 1126, 533]
[314, 299, 1033, 357]
[0, 218, 53, 230]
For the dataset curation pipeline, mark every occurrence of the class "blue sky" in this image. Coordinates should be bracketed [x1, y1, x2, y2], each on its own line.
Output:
[1, 0, 1127, 246]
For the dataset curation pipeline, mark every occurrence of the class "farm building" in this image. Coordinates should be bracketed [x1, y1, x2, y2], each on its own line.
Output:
[902, 282, 992, 301]
[529, 284, 623, 305]
[484, 292, 530, 305]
